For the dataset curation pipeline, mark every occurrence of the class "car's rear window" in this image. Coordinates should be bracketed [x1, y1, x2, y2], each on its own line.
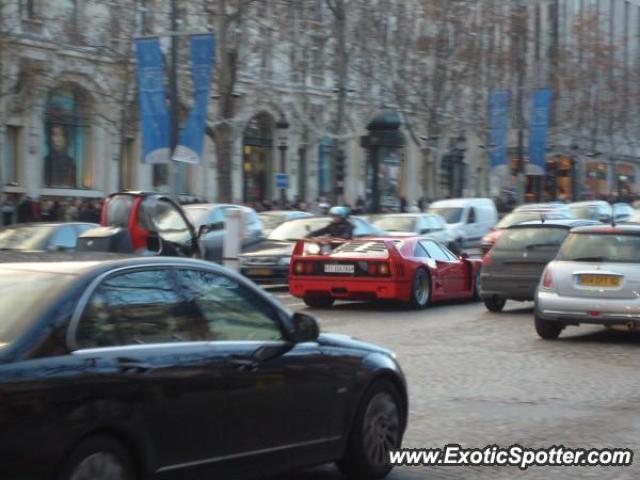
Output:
[0, 270, 72, 346]
[106, 195, 134, 227]
[372, 216, 416, 232]
[558, 233, 640, 263]
[494, 227, 569, 251]
[0, 225, 57, 251]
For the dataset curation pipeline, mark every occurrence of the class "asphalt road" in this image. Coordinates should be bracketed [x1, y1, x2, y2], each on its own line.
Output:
[268, 292, 640, 480]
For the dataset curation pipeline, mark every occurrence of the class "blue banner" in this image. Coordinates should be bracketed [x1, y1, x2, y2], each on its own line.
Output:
[173, 34, 216, 164]
[135, 38, 170, 164]
[488, 90, 511, 171]
[528, 88, 552, 175]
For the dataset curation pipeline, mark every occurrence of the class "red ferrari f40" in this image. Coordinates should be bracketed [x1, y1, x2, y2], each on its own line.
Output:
[289, 237, 483, 309]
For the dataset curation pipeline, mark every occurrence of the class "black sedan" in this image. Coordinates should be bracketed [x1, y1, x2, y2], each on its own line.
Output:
[239, 216, 386, 284]
[0, 222, 98, 252]
[0, 257, 407, 480]
[480, 219, 599, 312]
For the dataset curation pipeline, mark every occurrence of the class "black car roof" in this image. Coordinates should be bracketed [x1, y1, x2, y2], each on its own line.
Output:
[506, 219, 600, 229]
[0, 255, 229, 276]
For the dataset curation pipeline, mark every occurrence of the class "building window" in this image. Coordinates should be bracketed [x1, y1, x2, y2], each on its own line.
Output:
[44, 88, 91, 189]
[136, 0, 152, 35]
[3, 126, 22, 186]
[61, 0, 81, 40]
[20, 0, 37, 19]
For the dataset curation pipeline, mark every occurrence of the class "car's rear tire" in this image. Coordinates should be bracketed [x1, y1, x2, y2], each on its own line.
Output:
[337, 380, 404, 480]
[58, 435, 136, 480]
[303, 295, 335, 309]
[409, 269, 430, 309]
[535, 314, 564, 340]
[483, 296, 506, 312]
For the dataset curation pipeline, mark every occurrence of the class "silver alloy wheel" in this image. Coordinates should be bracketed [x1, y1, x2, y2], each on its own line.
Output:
[70, 453, 126, 480]
[362, 392, 401, 467]
[415, 271, 429, 306]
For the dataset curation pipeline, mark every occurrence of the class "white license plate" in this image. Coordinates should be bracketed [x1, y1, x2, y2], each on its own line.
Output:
[324, 264, 355, 274]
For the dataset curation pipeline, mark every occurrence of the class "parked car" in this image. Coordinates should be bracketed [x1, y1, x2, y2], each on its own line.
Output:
[428, 198, 498, 249]
[0, 222, 98, 252]
[612, 202, 634, 222]
[535, 224, 640, 339]
[626, 208, 640, 223]
[182, 203, 263, 261]
[370, 213, 459, 252]
[289, 237, 482, 309]
[569, 200, 612, 223]
[92, 191, 200, 257]
[259, 210, 312, 236]
[480, 204, 576, 255]
[0, 256, 407, 480]
[480, 219, 599, 312]
[240, 215, 386, 284]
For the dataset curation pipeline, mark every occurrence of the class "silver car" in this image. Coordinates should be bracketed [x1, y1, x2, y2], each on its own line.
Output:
[370, 213, 459, 253]
[535, 224, 640, 339]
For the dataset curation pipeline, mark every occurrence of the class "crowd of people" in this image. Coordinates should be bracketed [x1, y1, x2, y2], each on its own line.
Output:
[1, 194, 102, 226]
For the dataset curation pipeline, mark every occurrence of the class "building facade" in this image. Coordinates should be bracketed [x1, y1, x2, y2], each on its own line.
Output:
[0, 0, 495, 213]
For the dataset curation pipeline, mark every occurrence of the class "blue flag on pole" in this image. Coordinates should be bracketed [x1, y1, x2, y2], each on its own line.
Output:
[528, 88, 552, 175]
[173, 34, 216, 164]
[135, 38, 170, 164]
[488, 90, 511, 172]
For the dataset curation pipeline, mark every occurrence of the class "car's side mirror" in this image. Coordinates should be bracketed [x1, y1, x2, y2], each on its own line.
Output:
[290, 312, 320, 343]
[419, 228, 430, 234]
[459, 252, 470, 260]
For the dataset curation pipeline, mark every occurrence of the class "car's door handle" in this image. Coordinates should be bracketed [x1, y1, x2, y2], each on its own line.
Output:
[116, 358, 154, 374]
[228, 357, 259, 372]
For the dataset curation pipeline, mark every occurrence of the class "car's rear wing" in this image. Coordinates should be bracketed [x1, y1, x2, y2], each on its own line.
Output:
[292, 239, 403, 259]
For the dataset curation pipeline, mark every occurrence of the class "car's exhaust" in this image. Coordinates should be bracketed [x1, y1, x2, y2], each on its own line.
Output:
[625, 321, 639, 331]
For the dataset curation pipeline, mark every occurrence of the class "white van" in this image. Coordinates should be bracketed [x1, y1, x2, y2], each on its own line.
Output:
[428, 198, 498, 249]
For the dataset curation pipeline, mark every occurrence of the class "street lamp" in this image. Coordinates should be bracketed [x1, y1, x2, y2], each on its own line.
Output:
[276, 115, 290, 205]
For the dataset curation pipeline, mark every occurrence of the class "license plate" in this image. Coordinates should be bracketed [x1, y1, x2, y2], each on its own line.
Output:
[324, 264, 355, 274]
[579, 275, 621, 287]
[246, 268, 273, 277]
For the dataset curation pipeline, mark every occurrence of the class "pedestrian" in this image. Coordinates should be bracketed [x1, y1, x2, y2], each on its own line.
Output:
[1, 194, 15, 226]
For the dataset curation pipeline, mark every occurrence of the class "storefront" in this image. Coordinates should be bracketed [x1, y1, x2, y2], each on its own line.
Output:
[542, 155, 575, 201]
[615, 163, 636, 196]
[242, 113, 274, 202]
[43, 87, 92, 190]
[584, 161, 608, 199]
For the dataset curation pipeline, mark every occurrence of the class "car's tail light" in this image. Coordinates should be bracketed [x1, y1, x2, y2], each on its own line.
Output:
[294, 262, 304, 274]
[542, 268, 553, 289]
[378, 263, 390, 276]
[483, 254, 493, 266]
[304, 262, 314, 274]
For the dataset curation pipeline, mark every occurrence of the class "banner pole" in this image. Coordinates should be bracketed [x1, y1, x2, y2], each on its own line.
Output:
[169, 0, 179, 197]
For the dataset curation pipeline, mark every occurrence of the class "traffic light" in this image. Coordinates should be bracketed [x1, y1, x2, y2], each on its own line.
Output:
[335, 150, 346, 195]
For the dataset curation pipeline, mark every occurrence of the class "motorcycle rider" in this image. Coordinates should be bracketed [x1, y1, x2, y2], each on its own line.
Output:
[308, 206, 354, 239]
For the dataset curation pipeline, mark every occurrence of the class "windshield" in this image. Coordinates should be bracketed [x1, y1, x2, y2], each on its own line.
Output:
[259, 213, 287, 231]
[494, 227, 569, 251]
[0, 270, 72, 346]
[372, 216, 416, 232]
[183, 206, 212, 226]
[558, 233, 640, 263]
[429, 208, 463, 224]
[268, 218, 334, 241]
[0, 225, 57, 251]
